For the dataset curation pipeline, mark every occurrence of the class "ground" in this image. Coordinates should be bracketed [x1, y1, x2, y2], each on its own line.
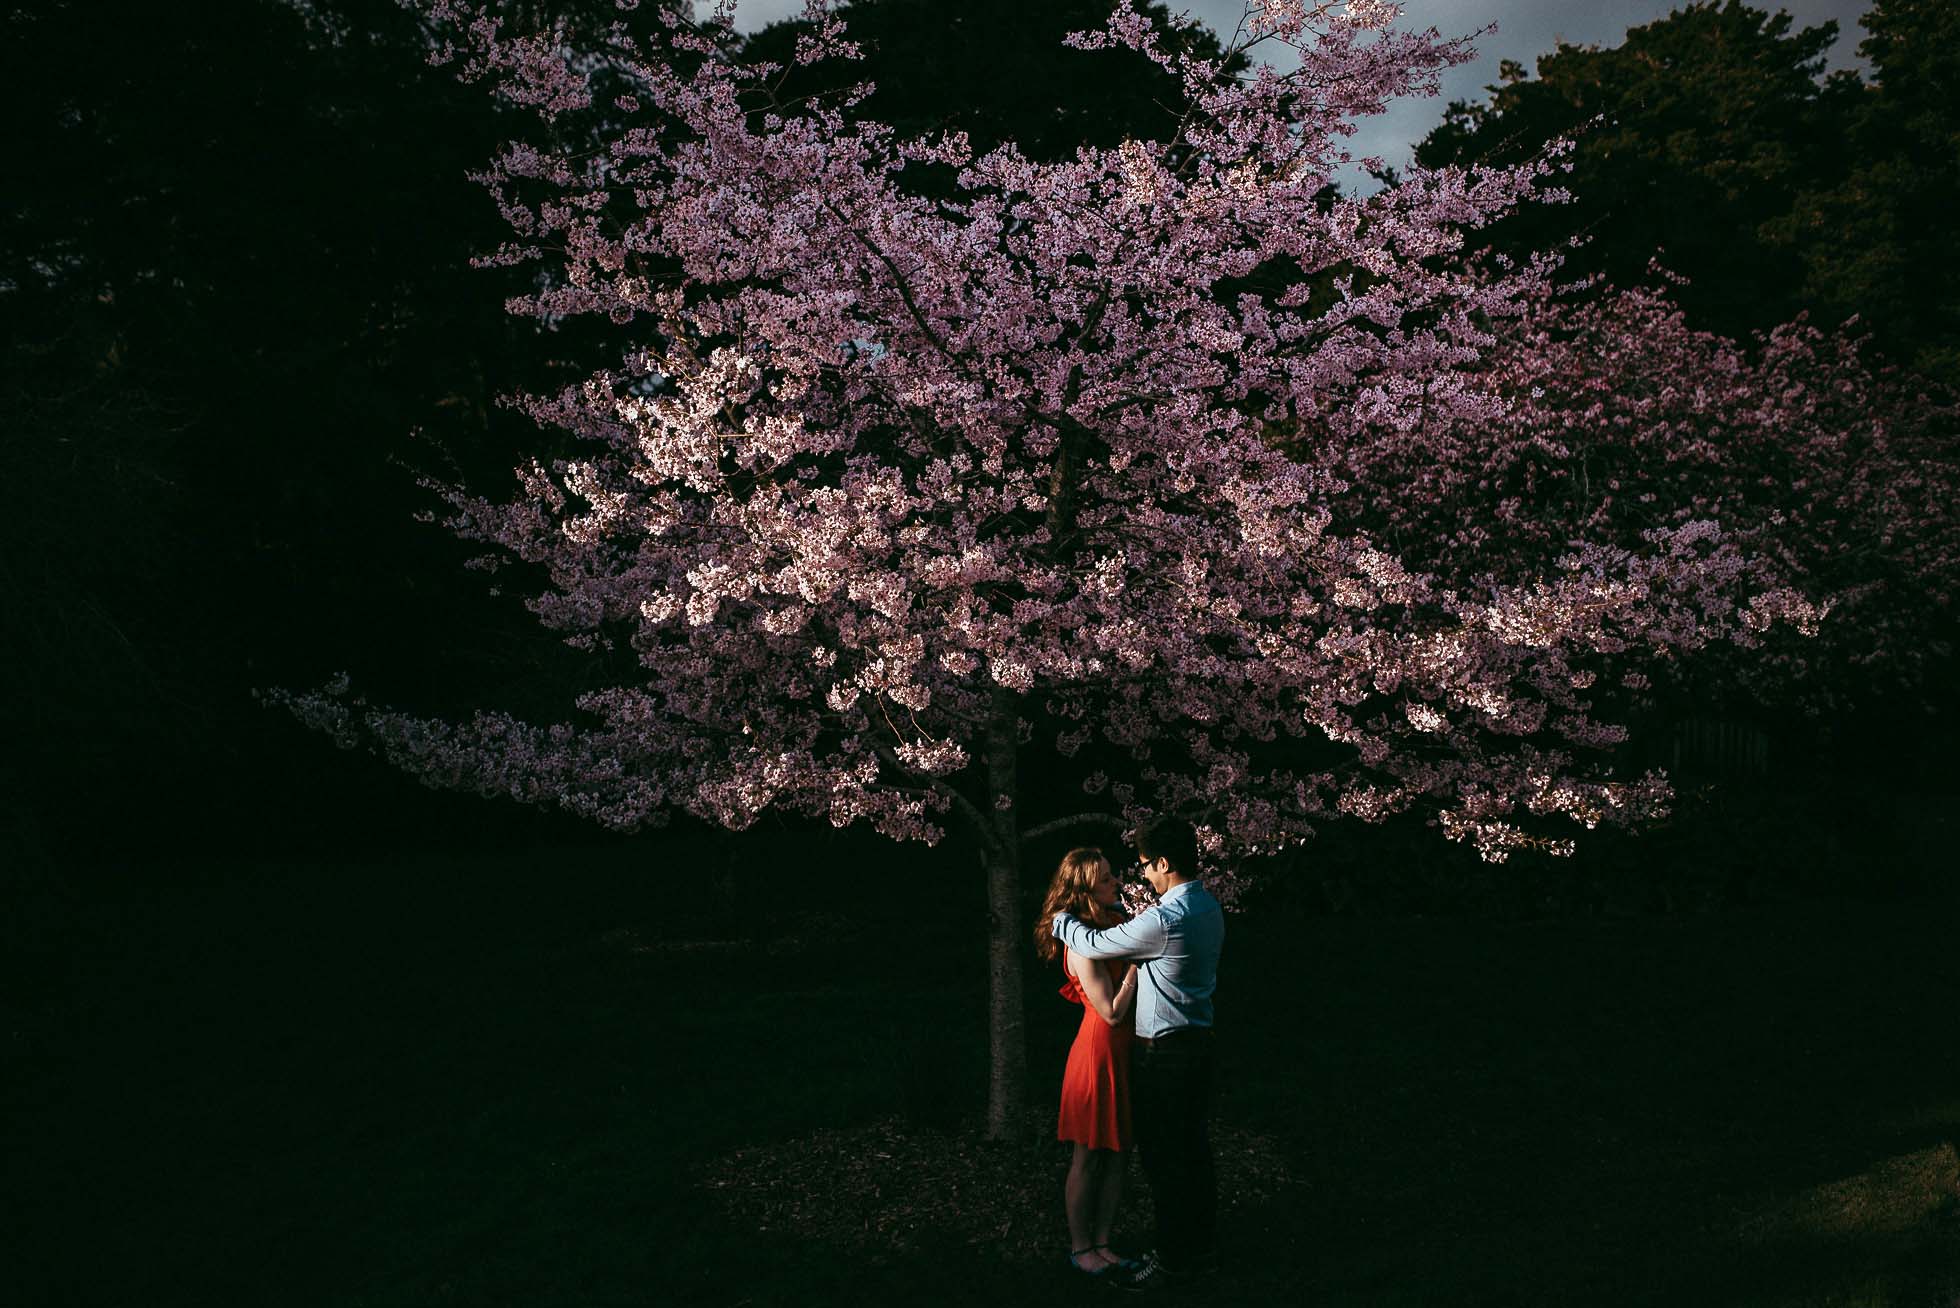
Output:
[4, 842, 1956, 1306]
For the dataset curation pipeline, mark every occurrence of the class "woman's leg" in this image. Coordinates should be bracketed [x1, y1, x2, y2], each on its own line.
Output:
[1091, 1146, 1128, 1251]
[1065, 1143, 1114, 1268]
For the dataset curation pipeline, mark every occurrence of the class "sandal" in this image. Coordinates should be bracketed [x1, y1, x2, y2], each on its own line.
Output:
[1066, 1246, 1112, 1277]
[1095, 1244, 1141, 1272]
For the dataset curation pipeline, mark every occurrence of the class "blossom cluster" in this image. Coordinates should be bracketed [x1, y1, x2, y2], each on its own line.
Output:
[274, 2, 1848, 866]
[1314, 273, 1959, 714]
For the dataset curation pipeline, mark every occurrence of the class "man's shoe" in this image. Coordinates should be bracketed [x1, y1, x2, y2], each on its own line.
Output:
[1111, 1252, 1170, 1293]
[1113, 1250, 1220, 1292]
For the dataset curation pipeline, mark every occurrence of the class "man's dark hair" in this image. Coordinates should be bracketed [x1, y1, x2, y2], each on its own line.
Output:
[1135, 816, 1200, 877]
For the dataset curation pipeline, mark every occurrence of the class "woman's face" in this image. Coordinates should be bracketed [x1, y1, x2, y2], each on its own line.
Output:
[1089, 861, 1120, 909]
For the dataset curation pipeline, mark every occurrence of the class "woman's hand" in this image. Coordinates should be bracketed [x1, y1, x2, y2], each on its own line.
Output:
[1071, 950, 1138, 1026]
[1108, 963, 1140, 1023]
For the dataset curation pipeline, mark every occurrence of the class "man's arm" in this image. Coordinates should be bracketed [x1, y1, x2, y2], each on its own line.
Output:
[1052, 909, 1169, 962]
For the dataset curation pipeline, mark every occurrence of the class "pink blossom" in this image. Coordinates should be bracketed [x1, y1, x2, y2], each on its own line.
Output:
[264, 2, 1895, 874]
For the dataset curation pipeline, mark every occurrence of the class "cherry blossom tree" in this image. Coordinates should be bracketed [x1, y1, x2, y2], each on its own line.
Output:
[1311, 273, 1960, 717]
[271, 0, 1823, 1135]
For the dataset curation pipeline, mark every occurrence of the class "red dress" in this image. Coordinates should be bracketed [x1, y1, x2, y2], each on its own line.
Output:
[1056, 953, 1134, 1151]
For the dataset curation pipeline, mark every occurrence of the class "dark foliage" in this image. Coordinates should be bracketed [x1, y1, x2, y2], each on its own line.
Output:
[740, 0, 1245, 191]
[0, 1, 630, 862]
[1771, 0, 1960, 382]
[1415, 1, 1861, 343]
[1416, 0, 1960, 385]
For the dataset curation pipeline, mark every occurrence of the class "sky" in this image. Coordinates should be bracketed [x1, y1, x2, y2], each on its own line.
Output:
[714, 0, 1875, 176]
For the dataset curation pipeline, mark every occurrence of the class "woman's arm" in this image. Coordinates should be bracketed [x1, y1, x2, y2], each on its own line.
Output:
[1069, 950, 1139, 1027]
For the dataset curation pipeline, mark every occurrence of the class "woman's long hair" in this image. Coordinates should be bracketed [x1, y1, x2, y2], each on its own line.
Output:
[1032, 847, 1123, 962]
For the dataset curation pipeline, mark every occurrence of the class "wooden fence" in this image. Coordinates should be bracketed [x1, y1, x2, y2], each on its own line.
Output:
[1661, 714, 1772, 779]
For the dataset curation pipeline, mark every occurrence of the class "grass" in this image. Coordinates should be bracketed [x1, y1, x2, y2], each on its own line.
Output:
[4, 842, 1957, 1307]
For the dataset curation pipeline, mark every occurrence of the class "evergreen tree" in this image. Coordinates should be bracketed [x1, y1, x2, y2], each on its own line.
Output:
[1415, 1, 1859, 341]
[1775, 0, 1960, 382]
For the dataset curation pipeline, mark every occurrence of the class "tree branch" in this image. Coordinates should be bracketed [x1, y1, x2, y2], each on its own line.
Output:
[941, 780, 1009, 860]
[866, 738, 1007, 860]
[1020, 811, 1128, 843]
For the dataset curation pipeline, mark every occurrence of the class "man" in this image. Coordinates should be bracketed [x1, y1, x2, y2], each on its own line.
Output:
[1050, 815, 1225, 1292]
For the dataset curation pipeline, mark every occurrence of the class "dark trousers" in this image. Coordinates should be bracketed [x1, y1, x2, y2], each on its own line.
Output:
[1132, 1027, 1217, 1270]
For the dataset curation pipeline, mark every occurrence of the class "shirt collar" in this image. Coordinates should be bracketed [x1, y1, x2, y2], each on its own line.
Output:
[1159, 879, 1202, 904]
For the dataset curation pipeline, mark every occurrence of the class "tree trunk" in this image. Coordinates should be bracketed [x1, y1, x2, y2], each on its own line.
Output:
[981, 696, 1026, 1141]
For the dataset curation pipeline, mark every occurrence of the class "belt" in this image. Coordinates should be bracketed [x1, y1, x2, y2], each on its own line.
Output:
[1135, 1026, 1214, 1048]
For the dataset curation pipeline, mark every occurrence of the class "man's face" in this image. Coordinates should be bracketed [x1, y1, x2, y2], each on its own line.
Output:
[1137, 853, 1172, 896]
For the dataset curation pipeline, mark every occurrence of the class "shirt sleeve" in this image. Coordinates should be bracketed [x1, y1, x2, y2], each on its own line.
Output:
[1052, 908, 1169, 962]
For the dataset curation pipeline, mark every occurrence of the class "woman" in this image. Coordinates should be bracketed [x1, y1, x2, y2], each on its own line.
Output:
[1033, 847, 1140, 1278]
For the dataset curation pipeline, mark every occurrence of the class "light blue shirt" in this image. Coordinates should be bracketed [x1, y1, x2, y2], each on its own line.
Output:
[1052, 880, 1224, 1039]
